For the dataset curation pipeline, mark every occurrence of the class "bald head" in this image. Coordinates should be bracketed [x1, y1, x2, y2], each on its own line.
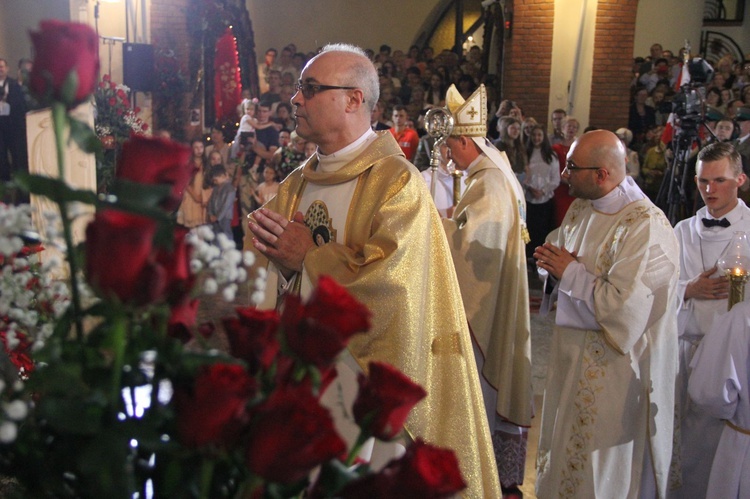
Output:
[565, 130, 627, 199]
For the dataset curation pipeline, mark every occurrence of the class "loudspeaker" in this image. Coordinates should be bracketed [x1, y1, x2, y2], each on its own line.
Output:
[123, 43, 154, 92]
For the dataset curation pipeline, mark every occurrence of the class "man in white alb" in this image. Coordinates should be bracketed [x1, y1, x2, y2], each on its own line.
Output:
[672, 141, 750, 498]
[534, 130, 680, 498]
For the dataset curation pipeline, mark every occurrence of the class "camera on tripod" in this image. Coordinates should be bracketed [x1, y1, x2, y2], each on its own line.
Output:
[670, 57, 715, 133]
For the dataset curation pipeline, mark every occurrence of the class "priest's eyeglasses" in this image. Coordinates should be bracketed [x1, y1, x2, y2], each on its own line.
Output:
[295, 82, 359, 100]
[564, 159, 601, 173]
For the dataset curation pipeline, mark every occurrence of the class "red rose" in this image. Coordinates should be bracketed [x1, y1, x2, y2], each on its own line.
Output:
[352, 361, 426, 441]
[174, 363, 255, 448]
[281, 277, 370, 369]
[85, 209, 157, 303]
[108, 97, 117, 106]
[155, 226, 194, 301]
[339, 439, 466, 498]
[245, 386, 346, 484]
[167, 297, 199, 343]
[305, 276, 371, 338]
[29, 20, 99, 107]
[387, 439, 467, 497]
[102, 74, 111, 82]
[116, 135, 193, 211]
[223, 307, 280, 374]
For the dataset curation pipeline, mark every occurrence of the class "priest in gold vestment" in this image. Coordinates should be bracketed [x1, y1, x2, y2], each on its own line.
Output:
[246, 43, 500, 498]
[534, 130, 679, 498]
[440, 83, 533, 492]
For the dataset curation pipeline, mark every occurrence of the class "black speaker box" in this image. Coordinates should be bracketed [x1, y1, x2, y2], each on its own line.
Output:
[123, 43, 154, 92]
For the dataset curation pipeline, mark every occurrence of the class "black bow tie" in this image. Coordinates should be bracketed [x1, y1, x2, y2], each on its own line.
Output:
[702, 217, 731, 228]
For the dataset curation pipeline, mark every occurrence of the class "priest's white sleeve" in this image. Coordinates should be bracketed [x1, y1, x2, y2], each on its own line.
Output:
[555, 260, 599, 330]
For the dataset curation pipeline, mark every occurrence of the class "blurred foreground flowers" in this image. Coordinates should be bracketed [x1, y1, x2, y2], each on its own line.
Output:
[0, 19, 467, 499]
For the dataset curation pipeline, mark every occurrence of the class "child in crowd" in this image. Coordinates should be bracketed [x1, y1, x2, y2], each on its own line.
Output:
[253, 165, 279, 206]
[206, 164, 236, 240]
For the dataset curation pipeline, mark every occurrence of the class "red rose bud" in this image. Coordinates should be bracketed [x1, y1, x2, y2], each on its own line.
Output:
[223, 307, 281, 373]
[29, 20, 99, 107]
[352, 361, 426, 441]
[245, 386, 346, 484]
[116, 135, 193, 211]
[167, 296, 199, 343]
[281, 277, 371, 369]
[155, 226, 194, 302]
[385, 439, 467, 497]
[85, 209, 157, 303]
[305, 275, 371, 338]
[174, 363, 255, 448]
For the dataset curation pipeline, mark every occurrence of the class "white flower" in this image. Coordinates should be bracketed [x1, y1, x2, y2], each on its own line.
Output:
[0, 421, 17, 443]
[3, 400, 28, 420]
[243, 251, 256, 267]
[189, 259, 203, 274]
[0, 380, 6, 394]
[222, 283, 237, 302]
[251, 290, 266, 305]
[5, 331, 19, 350]
[203, 278, 218, 295]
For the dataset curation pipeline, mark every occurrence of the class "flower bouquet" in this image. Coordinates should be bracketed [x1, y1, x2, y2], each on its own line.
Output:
[0, 20, 468, 498]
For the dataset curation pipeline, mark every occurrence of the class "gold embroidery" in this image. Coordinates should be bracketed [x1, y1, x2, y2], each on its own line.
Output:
[559, 331, 608, 497]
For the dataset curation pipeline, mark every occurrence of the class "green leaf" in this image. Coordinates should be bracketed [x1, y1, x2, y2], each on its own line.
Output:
[14, 172, 99, 206]
[315, 459, 365, 496]
[60, 69, 80, 107]
[69, 116, 103, 155]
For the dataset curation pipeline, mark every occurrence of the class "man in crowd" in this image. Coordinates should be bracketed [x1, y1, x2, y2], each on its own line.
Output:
[733, 107, 750, 205]
[534, 130, 679, 497]
[246, 43, 500, 498]
[370, 100, 390, 131]
[549, 108, 567, 145]
[672, 141, 749, 498]
[389, 104, 419, 162]
[441, 83, 533, 496]
[257, 48, 278, 95]
[0, 57, 28, 203]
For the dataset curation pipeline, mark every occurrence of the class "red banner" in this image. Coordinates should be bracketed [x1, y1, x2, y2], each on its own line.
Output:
[214, 27, 242, 123]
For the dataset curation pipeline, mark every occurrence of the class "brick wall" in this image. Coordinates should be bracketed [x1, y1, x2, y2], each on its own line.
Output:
[502, 0, 638, 132]
[590, 0, 638, 131]
[502, 0, 555, 124]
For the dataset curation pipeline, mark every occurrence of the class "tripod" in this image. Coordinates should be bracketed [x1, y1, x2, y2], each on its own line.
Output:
[656, 126, 700, 226]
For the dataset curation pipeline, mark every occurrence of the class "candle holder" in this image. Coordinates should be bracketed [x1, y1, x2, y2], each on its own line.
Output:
[717, 231, 750, 311]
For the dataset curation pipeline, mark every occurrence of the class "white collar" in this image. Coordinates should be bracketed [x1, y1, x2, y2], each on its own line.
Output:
[317, 128, 377, 173]
[591, 177, 646, 214]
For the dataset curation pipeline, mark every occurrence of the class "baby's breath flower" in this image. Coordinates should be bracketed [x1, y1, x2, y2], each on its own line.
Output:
[203, 278, 218, 295]
[0, 421, 17, 443]
[3, 400, 28, 421]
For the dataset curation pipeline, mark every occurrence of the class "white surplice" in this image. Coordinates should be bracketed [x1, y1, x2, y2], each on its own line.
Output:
[672, 202, 750, 498]
[688, 301, 750, 499]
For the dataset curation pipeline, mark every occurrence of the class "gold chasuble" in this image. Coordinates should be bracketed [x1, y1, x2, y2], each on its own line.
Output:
[248, 132, 500, 498]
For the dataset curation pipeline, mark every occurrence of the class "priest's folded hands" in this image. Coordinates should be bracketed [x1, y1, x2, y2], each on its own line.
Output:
[249, 208, 314, 277]
[534, 242, 578, 280]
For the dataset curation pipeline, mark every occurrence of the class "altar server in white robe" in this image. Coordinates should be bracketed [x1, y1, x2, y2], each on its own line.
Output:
[688, 300, 750, 499]
[672, 141, 750, 498]
[534, 130, 680, 498]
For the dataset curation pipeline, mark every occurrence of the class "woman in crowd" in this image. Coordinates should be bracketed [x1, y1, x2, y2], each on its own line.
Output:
[177, 139, 212, 228]
[705, 87, 724, 114]
[524, 125, 560, 264]
[493, 116, 528, 181]
[424, 72, 446, 109]
[615, 127, 641, 182]
[551, 116, 580, 227]
[628, 85, 656, 151]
